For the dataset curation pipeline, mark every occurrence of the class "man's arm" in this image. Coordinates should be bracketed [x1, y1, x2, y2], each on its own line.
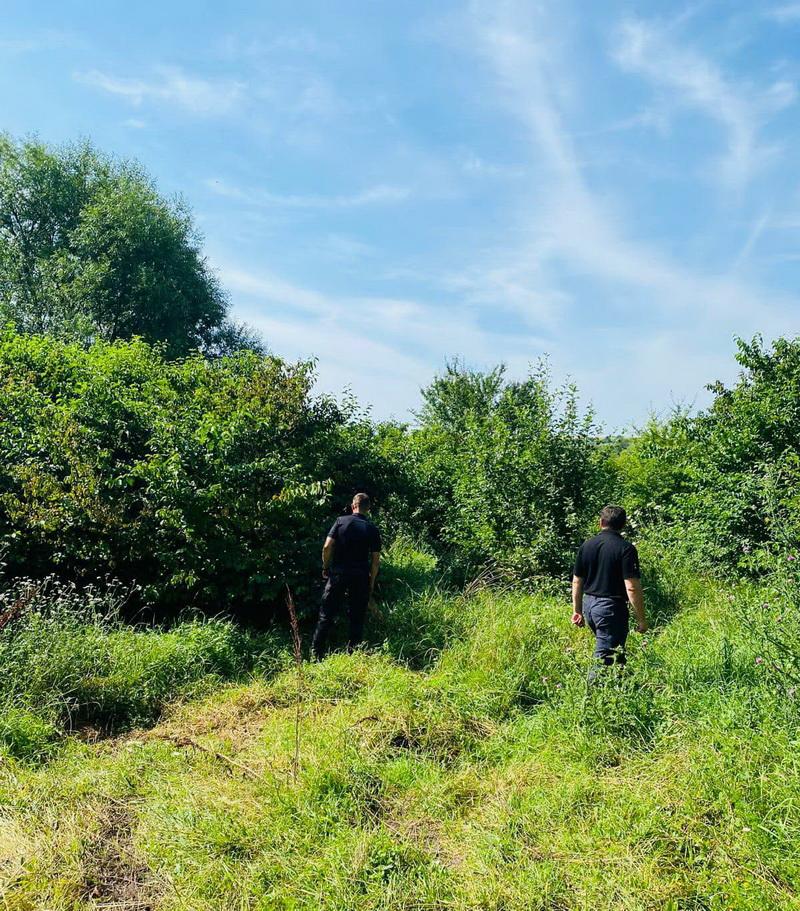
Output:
[571, 575, 585, 626]
[369, 551, 380, 595]
[322, 536, 335, 576]
[625, 577, 648, 633]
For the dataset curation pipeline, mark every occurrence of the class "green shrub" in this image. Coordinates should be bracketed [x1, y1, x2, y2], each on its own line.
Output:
[0, 706, 59, 761]
[617, 336, 800, 576]
[393, 360, 614, 584]
[0, 330, 399, 614]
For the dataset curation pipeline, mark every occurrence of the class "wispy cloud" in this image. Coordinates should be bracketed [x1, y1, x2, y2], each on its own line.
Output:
[466, 2, 783, 311]
[734, 210, 771, 269]
[613, 18, 795, 190]
[216, 258, 552, 417]
[459, 152, 527, 179]
[204, 178, 410, 209]
[76, 66, 245, 116]
[766, 4, 800, 22]
[446, 0, 800, 425]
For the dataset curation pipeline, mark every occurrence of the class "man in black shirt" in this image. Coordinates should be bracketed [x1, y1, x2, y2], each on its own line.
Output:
[572, 505, 648, 678]
[311, 492, 382, 659]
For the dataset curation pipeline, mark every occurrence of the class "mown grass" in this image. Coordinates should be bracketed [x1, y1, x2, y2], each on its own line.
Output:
[0, 551, 798, 909]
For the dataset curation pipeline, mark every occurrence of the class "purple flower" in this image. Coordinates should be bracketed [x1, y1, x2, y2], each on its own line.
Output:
[788, 555, 796, 562]
[755, 656, 764, 665]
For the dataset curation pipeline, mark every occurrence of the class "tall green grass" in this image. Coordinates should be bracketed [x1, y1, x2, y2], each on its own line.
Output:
[1, 547, 798, 908]
[0, 582, 272, 760]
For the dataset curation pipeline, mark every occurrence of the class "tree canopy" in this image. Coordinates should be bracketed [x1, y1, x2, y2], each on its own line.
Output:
[0, 135, 256, 357]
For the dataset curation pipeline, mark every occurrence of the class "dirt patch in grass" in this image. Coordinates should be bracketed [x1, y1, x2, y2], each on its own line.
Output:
[0, 816, 33, 892]
[80, 802, 156, 909]
[156, 683, 276, 742]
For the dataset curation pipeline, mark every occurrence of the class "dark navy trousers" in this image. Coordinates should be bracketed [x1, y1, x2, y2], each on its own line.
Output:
[584, 594, 629, 678]
[312, 569, 370, 659]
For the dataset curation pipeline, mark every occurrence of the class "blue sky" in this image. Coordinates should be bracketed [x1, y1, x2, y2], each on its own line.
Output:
[2, 1, 800, 431]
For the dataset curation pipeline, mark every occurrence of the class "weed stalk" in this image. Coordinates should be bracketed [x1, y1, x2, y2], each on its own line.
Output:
[285, 584, 303, 782]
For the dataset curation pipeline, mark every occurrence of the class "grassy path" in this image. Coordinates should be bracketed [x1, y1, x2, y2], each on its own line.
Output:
[1, 583, 799, 910]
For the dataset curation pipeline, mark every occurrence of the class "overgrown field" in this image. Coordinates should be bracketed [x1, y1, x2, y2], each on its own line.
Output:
[1, 549, 798, 911]
[3, 131, 800, 911]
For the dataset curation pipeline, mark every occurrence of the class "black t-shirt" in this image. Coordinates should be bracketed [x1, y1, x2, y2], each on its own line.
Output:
[327, 513, 382, 573]
[573, 530, 640, 600]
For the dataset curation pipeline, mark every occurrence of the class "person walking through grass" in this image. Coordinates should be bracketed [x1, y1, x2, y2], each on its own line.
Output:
[311, 492, 382, 659]
[571, 505, 648, 680]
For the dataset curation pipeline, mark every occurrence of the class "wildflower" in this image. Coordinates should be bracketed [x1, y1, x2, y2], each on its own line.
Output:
[788, 555, 796, 562]
[788, 687, 797, 698]
[762, 602, 770, 609]
[755, 656, 764, 665]
[728, 594, 736, 602]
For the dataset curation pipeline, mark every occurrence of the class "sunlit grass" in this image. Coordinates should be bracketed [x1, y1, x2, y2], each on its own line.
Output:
[1, 552, 798, 909]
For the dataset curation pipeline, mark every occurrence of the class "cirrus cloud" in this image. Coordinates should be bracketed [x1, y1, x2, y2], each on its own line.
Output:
[76, 66, 245, 116]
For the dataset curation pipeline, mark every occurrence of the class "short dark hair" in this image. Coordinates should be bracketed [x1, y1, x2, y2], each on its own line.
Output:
[600, 504, 626, 531]
[352, 492, 371, 511]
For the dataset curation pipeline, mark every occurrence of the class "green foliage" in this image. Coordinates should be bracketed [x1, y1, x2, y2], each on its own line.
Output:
[617, 336, 800, 574]
[734, 561, 800, 691]
[613, 409, 697, 530]
[0, 134, 252, 356]
[0, 335, 617, 612]
[0, 330, 394, 613]
[695, 336, 800, 569]
[0, 707, 59, 761]
[400, 360, 613, 582]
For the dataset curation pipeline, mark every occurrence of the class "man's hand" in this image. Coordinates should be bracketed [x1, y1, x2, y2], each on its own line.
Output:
[571, 575, 584, 628]
[625, 577, 648, 635]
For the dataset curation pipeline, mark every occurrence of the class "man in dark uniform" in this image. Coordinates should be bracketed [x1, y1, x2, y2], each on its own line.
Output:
[311, 492, 382, 659]
[571, 505, 648, 680]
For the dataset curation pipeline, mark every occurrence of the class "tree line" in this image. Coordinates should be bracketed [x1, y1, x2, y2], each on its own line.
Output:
[1, 135, 797, 618]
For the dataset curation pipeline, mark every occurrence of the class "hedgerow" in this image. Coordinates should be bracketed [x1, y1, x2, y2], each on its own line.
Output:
[0, 329, 398, 615]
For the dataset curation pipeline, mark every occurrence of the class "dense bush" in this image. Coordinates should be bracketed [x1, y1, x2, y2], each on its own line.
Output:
[617, 337, 800, 574]
[0, 330, 398, 615]
[392, 361, 614, 582]
[0, 334, 619, 612]
[7, 324, 800, 616]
